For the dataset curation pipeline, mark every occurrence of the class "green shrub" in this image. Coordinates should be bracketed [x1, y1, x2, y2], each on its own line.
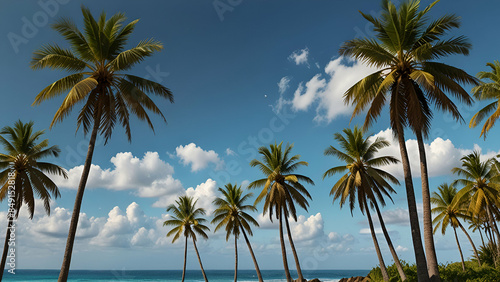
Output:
[368, 260, 500, 282]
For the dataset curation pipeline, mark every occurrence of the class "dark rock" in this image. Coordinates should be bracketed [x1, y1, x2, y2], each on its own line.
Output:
[338, 276, 370, 282]
[308, 279, 321, 282]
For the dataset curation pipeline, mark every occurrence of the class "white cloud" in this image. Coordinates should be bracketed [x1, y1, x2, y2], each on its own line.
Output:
[176, 143, 224, 172]
[359, 228, 383, 235]
[274, 56, 379, 122]
[396, 245, 409, 252]
[278, 76, 291, 94]
[54, 152, 185, 205]
[291, 74, 326, 112]
[369, 128, 500, 179]
[289, 48, 309, 66]
[225, 148, 236, 156]
[314, 57, 379, 123]
[10, 201, 168, 249]
[153, 179, 220, 216]
[290, 213, 324, 241]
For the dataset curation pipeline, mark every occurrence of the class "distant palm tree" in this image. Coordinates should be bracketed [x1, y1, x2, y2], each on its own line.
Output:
[164, 196, 210, 282]
[452, 151, 500, 265]
[249, 142, 314, 282]
[323, 127, 405, 281]
[431, 183, 481, 270]
[30, 7, 174, 281]
[470, 61, 500, 138]
[0, 121, 67, 280]
[339, 1, 478, 280]
[212, 183, 263, 282]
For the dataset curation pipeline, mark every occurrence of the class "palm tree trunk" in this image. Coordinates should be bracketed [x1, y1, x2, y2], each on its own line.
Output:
[395, 124, 429, 282]
[453, 226, 466, 271]
[0, 219, 12, 281]
[479, 227, 485, 248]
[485, 205, 500, 265]
[192, 238, 208, 282]
[279, 209, 292, 282]
[457, 220, 481, 266]
[58, 109, 101, 282]
[416, 133, 440, 282]
[234, 235, 238, 282]
[182, 236, 187, 282]
[284, 209, 304, 282]
[366, 205, 389, 282]
[373, 201, 407, 281]
[240, 226, 263, 282]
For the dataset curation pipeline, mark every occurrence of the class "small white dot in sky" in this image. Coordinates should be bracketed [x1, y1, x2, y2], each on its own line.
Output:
[264, 95, 267, 98]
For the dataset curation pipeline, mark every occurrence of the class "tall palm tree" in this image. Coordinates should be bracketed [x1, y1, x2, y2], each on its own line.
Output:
[339, 1, 477, 280]
[30, 8, 173, 281]
[323, 127, 406, 281]
[249, 142, 314, 282]
[431, 183, 481, 270]
[0, 121, 67, 280]
[211, 183, 263, 282]
[470, 61, 500, 138]
[164, 196, 210, 282]
[452, 151, 500, 265]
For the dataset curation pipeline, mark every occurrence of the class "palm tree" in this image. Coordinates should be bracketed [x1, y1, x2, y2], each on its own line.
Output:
[30, 8, 173, 281]
[431, 183, 481, 270]
[470, 61, 500, 138]
[323, 127, 406, 281]
[211, 183, 263, 282]
[0, 121, 67, 280]
[164, 196, 210, 282]
[339, 1, 478, 280]
[452, 151, 500, 265]
[249, 142, 314, 282]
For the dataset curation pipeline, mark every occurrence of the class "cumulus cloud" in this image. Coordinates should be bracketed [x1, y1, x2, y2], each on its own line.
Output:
[5, 201, 168, 250]
[54, 152, 185, 205]
[289, 48, 309, 66]
[274, 56, 379, 122]
[176, 143, 224, 172]
[369, 128, 500, 179]
[257, 212, 355, 253]
[292, 74, 326, 112]
[153, 179, 220, 216]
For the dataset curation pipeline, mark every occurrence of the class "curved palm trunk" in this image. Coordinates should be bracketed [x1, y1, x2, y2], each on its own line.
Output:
[479, 227, 485, 248]
[366, 206, 389, 282]
[240, 226, 263, 282]
[59, 111, 101, 282]
[485, 205, 500, 266]
[416, 133, 440, 282]
[457, 220, 481, 266]
[0, 219, 13, 281]
[453, 226, 465, 271]
[192, 238, 208, 282]
[182, 236, 188, 282]
[234, 236, 238, 282]
[395, 125, 429, 282]
[373, 201, 407, 281]
[284, 213, 304, 282]
[279, 209, 292, 282]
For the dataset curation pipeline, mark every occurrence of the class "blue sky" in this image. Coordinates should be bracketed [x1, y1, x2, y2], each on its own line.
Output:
[1, 0, 500, 271]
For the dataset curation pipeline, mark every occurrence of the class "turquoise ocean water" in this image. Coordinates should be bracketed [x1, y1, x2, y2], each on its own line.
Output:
[2, 269, 370, 281]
